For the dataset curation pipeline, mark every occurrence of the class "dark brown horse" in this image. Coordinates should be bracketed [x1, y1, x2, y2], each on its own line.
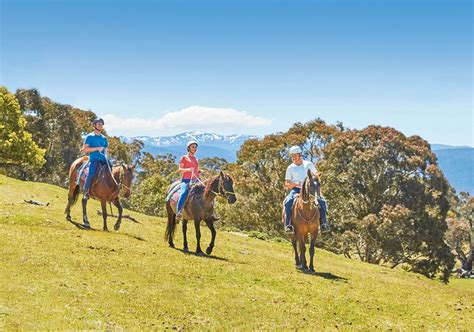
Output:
[165, 171, 236, 255]
[65, 156, 134, 231]
[283, 169, 321, 273]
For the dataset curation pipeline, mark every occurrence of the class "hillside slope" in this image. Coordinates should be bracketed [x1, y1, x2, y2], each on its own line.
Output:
[0, 175, 472, 329]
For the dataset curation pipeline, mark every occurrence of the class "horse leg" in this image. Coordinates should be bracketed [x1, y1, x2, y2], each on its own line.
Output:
[182, 220, 189, 254]
[298, 235, 308, 271]
[101, 200, 108, 231]
[112, 198, 123, 231]
[309, 233, 317, 273]
[194, 219, 204, 255]
[65, 196, 72, 222]
[291, 236, 301, 268]
[81, 197, 91, 229]
[205, 220, 216, 255]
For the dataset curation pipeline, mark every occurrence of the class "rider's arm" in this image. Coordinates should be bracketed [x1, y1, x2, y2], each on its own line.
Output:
[178, 161, 192, 174]
[285, 179, 301, 190]
[81, 144, 104, 154]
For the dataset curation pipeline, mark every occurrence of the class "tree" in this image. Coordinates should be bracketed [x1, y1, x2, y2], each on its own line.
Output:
[15, 89, 86, 184]
[0, 87, 45, 171]
[108, 137, 144, 165]
[319, 125, 454, 281]
[125, 153, 178, 216]
[446, 192, 473, 276]
[217, 119, 341, 235]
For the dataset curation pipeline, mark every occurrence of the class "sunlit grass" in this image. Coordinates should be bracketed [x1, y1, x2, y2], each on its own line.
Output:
[0, 174, 472, 329]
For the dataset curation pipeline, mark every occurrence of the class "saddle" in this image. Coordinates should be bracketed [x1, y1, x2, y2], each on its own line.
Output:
[76, 161, 109, 186]
[165, 180, 200, 203]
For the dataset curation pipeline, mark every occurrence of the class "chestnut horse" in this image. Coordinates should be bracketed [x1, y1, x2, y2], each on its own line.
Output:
[283, 169, 321, 272]
[64, 156, 134, 231]
[165, 171, 236, 255]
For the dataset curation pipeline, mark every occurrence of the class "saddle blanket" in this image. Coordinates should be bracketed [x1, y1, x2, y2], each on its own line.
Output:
[76, 161, 90, 185]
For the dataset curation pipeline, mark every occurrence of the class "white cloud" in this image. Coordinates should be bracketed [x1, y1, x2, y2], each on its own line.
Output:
[103, 105, 272, 136]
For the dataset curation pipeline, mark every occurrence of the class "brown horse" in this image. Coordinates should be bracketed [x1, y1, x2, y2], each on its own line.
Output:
[64, 156, 134, 231]
[283, 169, 321, 273]
[165, 171, 236, 255]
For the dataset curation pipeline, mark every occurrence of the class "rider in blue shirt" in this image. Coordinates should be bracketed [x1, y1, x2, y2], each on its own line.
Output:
[81, 118, 109, 199]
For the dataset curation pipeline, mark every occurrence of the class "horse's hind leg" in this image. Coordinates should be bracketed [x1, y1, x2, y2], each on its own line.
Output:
[205, 220, 216, 255]
[194, 219, 204, 255]
[101, 200, 108, 231]
[291, 237, 301, 269]
[81, 197, 91, 229]
[182, 220, 189, 254]
[112, 198, 123, 231]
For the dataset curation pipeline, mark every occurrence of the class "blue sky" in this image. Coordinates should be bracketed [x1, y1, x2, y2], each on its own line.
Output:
[1, 0, 472, 145]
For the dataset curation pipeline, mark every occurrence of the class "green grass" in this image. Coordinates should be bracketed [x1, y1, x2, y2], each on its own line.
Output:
[0, 174, 472, 329]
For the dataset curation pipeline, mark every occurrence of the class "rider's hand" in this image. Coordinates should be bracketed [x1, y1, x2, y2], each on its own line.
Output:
[97, 147, 105, 152]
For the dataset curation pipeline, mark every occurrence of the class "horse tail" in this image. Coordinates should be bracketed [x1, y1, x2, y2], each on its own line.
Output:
[165, 201, 176, 244]
[71, 185, 80, 207]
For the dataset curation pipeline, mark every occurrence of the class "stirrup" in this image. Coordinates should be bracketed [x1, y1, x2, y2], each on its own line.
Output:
[285, 225, 294, 234]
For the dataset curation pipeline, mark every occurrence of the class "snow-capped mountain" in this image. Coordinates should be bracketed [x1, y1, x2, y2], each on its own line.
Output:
[121, 131, 258, 162]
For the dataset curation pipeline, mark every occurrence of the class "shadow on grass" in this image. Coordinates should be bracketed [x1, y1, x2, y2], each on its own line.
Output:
[67, 218, 146, 241]
[298, 270, 348, 282]
[171, 247, 231, 262]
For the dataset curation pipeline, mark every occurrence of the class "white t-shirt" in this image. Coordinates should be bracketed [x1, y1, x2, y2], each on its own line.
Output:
[285, 160, 317, 185]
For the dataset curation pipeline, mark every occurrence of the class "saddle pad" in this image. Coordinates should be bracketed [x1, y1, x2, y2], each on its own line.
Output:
[77, 161, 90, 184]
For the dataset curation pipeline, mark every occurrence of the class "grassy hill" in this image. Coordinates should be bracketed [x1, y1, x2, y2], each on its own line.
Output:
[0, 174, 472, 330]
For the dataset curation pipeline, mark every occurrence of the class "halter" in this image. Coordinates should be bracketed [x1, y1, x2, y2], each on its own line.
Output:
[210, 175, 235, 198]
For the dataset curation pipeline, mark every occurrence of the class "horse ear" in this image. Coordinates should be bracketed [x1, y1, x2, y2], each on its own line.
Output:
[219, 170, 224, 177]
[307, 169, 312, 178]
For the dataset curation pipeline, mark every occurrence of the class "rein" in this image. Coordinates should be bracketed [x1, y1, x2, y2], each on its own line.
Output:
[99, 150, 130, 198]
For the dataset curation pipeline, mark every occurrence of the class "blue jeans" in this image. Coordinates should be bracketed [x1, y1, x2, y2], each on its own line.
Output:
[83, 159, 99, 193]
[284, 188, 328, 227]
[177, 179, 191, 213]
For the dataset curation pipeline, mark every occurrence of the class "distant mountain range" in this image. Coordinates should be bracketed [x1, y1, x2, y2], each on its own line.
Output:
[122, 132, 473, 195]
[121, 131, 257, 162]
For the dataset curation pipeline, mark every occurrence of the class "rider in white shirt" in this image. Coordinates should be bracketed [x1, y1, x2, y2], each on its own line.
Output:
[284, 145, 330, 234]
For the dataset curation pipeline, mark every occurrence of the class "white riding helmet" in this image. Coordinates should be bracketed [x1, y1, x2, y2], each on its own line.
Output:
[289, 145, 302, 155]
[187, 140, 199, 149]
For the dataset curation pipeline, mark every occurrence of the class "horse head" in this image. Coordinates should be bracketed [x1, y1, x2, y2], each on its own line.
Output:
[118, 163, 135, 198]
[302, 169, 320, 206]
[219, 171, 237, 204]
[206, 171, 237, 204]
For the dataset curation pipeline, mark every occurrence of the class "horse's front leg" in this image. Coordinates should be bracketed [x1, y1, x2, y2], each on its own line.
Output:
[101, 200, 108, 231]
[309, 233, 317, 273]
[81, 197, 91, 229]
[291, 237, 301, 268]
[182, 220, 189, 254]
[194, 219, 203, 255]
[112, 198, 123, 231]
[205, 220, 216, 255]
[298, 235, 308, 271]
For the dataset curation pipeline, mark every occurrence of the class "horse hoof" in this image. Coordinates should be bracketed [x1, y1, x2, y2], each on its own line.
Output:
[66, 216, 72, 222]
[169, 243, 175, 248]
[183, 247, 189, 254]
[103, 227, 109, 232]
[309, 268, 315, 274]
[83, 224, 91, 230]
[296, 264, 302, 270]
[196, 250, 204, 256]
[206, 247, 213, 255]
[114, 223, 121, 231]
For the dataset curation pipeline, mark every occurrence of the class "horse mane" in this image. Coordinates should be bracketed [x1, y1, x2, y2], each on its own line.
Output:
[204, 174, 220, 197]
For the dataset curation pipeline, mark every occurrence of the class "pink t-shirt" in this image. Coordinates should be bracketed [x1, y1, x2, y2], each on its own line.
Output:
[179, 154, 199, 180]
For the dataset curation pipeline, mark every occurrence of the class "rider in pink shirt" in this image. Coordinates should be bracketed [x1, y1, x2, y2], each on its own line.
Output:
[176, 140, 200, 220]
